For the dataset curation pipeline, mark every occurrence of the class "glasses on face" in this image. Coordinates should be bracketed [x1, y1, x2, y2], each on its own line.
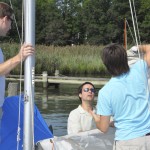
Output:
[83, 88, 95, 93]
[7, 16, 13, 23]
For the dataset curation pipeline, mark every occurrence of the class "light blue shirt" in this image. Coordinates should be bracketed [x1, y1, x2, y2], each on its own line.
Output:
[0, 48, 5, 107]
[97, 60, 150, 140]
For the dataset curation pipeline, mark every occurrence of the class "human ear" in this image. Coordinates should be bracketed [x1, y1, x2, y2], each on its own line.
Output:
[4, 16, 8, 21]
[79, 93, 82, 98]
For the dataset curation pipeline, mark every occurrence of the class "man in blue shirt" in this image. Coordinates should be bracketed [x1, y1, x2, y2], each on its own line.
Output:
[0, 2, 34, 135]
[91, 43, 150, 149]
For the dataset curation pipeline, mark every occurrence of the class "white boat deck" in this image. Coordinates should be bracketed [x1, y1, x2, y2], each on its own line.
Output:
[37, 127, 115, 150]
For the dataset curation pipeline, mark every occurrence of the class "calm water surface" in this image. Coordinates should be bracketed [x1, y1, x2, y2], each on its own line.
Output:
[34, 84, 99, 136]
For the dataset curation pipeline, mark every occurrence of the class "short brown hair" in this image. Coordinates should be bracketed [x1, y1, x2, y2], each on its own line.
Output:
[101, 43, 129, 76]
[0, 2, 13, 18]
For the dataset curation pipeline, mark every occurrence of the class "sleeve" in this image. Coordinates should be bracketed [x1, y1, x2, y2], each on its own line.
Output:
[67, 110, 82, 134]
[96, 90, 112, 116]
[136, 61, 149, 86]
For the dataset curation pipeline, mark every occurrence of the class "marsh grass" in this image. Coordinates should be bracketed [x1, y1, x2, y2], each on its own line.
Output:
[1, 43, 108, 77]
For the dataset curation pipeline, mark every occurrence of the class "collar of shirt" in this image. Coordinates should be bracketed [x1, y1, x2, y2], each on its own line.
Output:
[78, 105, 96, 115]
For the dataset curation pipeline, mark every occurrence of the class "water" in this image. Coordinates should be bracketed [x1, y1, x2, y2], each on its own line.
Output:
[34, 84, 99, 136]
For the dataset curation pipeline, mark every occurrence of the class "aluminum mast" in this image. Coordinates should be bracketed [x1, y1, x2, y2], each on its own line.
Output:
[23, 0, 35, 149]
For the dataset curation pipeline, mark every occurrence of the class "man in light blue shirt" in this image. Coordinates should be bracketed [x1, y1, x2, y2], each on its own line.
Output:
[91, 43, 150, 149]
[0, 2, 35, 137]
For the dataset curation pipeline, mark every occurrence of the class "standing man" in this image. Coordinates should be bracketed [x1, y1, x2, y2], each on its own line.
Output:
[67, 82, 96, 134]
[0, 2, 34, 119]
[91, 43, 150, 149]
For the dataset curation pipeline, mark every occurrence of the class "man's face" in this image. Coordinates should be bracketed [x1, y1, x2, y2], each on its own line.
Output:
[0, 16, 12, 36]
[79, 84, 95, 102]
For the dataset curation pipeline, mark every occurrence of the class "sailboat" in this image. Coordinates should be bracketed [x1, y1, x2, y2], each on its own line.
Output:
[0, 1, 115, 150]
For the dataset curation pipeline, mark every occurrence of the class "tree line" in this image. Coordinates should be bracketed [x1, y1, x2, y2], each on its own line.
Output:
[2, 0, 150, 46]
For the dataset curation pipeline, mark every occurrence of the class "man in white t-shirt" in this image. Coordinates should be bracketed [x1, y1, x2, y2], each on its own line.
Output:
[67, 82, 96, 134]
[0, 3, 34, 121]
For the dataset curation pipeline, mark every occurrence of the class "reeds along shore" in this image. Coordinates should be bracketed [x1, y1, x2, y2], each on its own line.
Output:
[1, 43, 108, 76]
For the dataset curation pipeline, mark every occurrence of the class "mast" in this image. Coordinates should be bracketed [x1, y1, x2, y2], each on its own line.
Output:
[23, 0, 35, 150]
[124, 18, 127, 50]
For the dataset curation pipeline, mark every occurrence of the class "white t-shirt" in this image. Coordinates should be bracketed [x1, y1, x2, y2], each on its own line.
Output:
[67, 105, 96, 134]
[0, 48, 5, 107]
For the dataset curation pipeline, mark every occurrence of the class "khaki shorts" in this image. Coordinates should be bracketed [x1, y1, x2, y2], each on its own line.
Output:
[113, 135, 150, 150]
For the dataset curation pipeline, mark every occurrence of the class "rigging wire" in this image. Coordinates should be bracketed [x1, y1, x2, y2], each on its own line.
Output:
[129, 0, 150, 111]
[17, 2, 24, 149]
[126, 19, 136, 44]
[9, 1, 24, 150]
[132, 0, 141, 47]
[128, 0, 141, 58]
[9, 1, 22, 44]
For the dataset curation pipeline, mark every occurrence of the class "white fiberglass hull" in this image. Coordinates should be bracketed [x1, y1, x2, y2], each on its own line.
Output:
[37, 127, 115, 150]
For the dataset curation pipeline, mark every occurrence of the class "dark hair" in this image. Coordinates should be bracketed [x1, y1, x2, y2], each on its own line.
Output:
[78, 82, 95, 101]
[101, 43, 129, 76]
[0, 2, 13, 18]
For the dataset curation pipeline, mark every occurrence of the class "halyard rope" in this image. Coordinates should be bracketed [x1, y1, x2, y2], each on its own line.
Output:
[129, 0, 150, 111]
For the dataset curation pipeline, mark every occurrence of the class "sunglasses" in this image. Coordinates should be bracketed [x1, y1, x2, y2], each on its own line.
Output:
[7, 16, 13, 22]
[83, 88, 95, 93]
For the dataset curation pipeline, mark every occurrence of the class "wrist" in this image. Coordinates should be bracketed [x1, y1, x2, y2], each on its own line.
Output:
[13, 54, 21, 64]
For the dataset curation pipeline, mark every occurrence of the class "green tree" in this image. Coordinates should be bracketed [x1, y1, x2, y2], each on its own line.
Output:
[2, 0, 150, 45]
[108, 0, 132, 44]
[36, 0, 66, 45]
[139, 0, 150, 43]
[56, 0, 84, 45]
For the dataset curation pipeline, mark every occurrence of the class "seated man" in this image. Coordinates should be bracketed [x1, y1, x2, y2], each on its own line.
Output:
[67, 82, 96, 134]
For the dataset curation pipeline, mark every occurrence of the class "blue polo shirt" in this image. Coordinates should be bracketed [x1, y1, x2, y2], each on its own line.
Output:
[97, 60, 150, 140]
[0, 48, 5, 107]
